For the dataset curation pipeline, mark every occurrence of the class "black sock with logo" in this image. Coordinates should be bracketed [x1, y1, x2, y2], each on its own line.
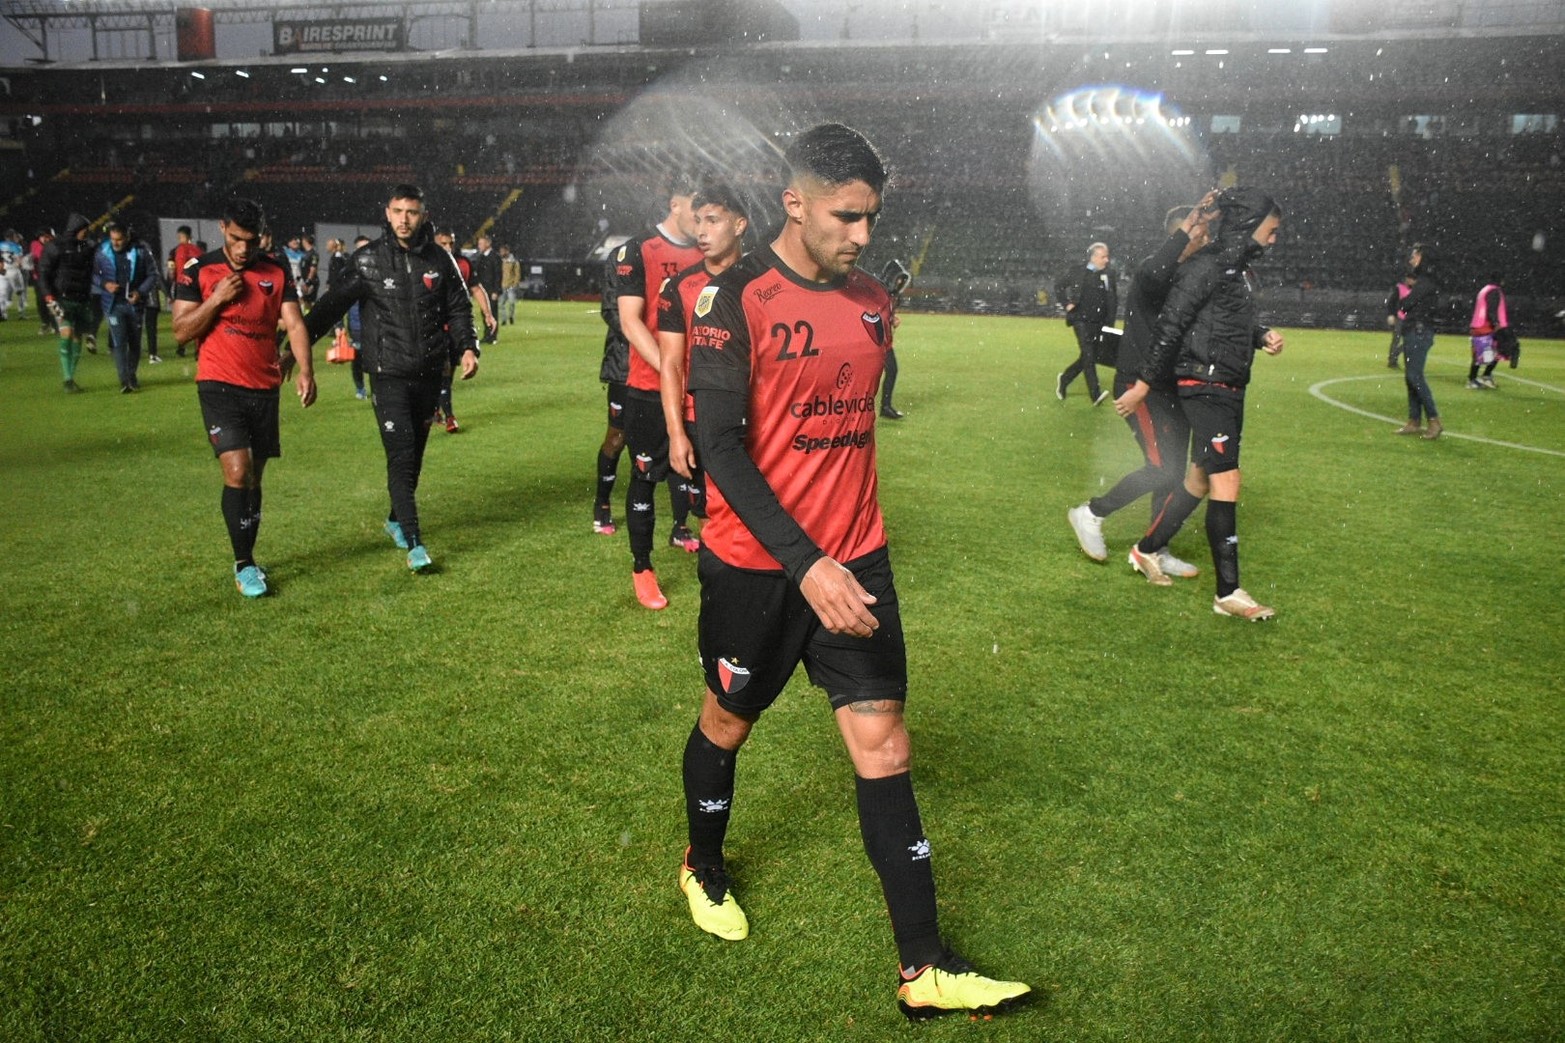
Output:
[857, 772, 943, 972]
[595, 449, 620, 513]
[683, 723, 736, 869]
[1207, 499, 1239, 597]
[222, 485, 253, 567]
[627, 474, 656, 568]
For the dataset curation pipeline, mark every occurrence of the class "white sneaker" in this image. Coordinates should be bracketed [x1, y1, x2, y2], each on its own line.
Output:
[1128, 545, 1172, 586]
[1213, 588, 1276, 621]
[1479, 376, 1497, 389]
[1067, 504, 1107, 561]
[1155, 549, 1199, 579]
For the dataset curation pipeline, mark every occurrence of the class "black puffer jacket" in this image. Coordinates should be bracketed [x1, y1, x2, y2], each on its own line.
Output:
[306, 221, 476, 380]
[38, 213, 95, 303]
[1142, 187, 1276, 390]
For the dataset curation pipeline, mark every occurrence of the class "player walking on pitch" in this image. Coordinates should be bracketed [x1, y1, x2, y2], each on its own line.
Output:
[678, 123, 1031, 1020]
[171, 198, 316, 597]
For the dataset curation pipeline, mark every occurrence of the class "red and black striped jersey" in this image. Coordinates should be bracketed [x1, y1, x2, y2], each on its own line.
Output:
[687, 246, 894, 572]
[611, 228, 701, 393]
[173, 250, 296, 390]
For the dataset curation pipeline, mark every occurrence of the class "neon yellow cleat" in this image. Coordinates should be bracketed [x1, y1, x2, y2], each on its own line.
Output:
[896, 951, 1031, 1021]
[679, 855, 748, 941]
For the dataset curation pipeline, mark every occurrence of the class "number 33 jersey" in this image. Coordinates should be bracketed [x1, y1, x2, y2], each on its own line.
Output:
[688, 246, 894, 573]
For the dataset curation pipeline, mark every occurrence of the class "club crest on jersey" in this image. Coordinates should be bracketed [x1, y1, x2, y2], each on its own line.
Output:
[616, 245, 628, 262]
[717, 658, 750, 694]
[861, 311, 887, 347]
[258, 279, 274, 293]
[422, 270, 440, 291]
[1212, 433, 1230, 455]
[694, 285, 718, 319]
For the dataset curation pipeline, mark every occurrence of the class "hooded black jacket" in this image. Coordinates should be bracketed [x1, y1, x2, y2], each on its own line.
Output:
[1141, 188, 1275, 390]
[38, 213, 96, 303]
[305, 220, 477, 380]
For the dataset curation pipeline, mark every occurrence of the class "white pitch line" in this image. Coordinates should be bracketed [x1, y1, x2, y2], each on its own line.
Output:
[1307, 375, 1565, 459]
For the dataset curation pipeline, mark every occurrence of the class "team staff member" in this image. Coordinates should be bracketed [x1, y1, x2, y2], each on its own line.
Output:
[91, 222, 158, 393]
[613, 179, 702, 609]
[1055, 241, 1118, 405]
[171, 198, 316, 598]
[1393, 245, 1442, 439]
[679, 123, 1030, 1020]
[1068, 197, 1214, 574]
[305, 184, 479, 573]
[1116, 186, 1285, 620]
[655, 179, 750, 563]
[38, 214, 96, 393]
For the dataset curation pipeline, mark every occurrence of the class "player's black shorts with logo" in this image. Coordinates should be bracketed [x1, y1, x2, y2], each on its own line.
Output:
[198, 380, 281, 460]
[622, 387, 671, 483]
[604, 381, 628, 431]
[1179, 382, 1245, 475]
[698, 544, 907, 715]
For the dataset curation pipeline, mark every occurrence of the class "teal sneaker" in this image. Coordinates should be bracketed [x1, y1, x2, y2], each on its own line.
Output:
[385, 520, 409, 549]
[407, 545, 433, 572]
[234, 564, 268, 598]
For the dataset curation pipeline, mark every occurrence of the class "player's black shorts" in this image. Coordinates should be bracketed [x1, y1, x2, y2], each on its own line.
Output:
[1179, 384, 1245, 475]
[605, 381, 627, 431]
[622, 387, 670, 484]
[198, 380, 281, 460]
[698, 545, 908, 716]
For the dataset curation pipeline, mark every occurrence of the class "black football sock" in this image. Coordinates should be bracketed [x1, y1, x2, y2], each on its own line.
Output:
[669, 475, 691, 528]
[596, 449, 621, 513]
[856, 772, 943, 972]
[247, 484, 263, 557]
[1207, 499, 1240, 597]
[881, 350, 899, 410]
[683, 723, 737, 869]
[1468, 362, 1480, 382]
[222, 485, 253, 567]
[1482, 362, 1498, 378]
[1138, 486, 1202, 554]
[627, 474, 656, 569]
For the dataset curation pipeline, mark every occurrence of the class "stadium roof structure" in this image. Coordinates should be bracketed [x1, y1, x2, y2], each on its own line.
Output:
[2, 0, 1562, 66]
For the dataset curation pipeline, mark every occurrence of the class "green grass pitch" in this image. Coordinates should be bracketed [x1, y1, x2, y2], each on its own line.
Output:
[2, 303, 1561, 1041]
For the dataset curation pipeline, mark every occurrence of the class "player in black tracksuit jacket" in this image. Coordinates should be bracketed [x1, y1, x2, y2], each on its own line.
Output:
[1114, 186, 1284, 620]
[1067, 198, 1217, 571]
[304, 185, 479, 569]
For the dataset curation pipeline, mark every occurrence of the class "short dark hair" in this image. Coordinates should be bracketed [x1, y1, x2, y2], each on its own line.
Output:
[785, 123, 887, 194]
[692, 178, 748, 219]
[177, 224, 192, 236]
[104, 221, 124, 236]
[353, 235, 371, 246]
[223, 198, 266, 234]
[389, 183, 424, 204]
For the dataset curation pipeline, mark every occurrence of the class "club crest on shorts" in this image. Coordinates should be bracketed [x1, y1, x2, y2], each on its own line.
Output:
[861, 310, 887, 347]
[717, 658, 750, 694]
[422, 270, 440, 291]
[694, 285, 718, 318]
[1212, 433, 1230, 455]
[634, 452, 652, 473]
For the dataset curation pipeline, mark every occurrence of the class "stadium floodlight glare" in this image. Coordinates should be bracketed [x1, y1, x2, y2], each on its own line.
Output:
[379, 75, 388, 82]
[1268, 48, 1291, 54]
[235, 70, 249, 78]
[314, 77, 326, 84]
[190, 71, 205, 79]
[1205, 49, 1228, 55]
[343, 76, 355, 83]
[1171, 49, 1194, 56]
[290, 67, 308, 74]
[1305, 47, 1328, 53]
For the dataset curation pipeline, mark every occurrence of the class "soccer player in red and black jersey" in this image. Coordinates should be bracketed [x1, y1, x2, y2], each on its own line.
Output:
[611, 180, 703, 609]
[168, 225, 203, 358]
[655, 178, 751, 555]
[171, 198, 315, 598]
[676, 124, 1031, 1020]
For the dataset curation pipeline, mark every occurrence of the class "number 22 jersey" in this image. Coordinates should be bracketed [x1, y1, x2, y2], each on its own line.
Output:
[687, 246, 894, 573]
